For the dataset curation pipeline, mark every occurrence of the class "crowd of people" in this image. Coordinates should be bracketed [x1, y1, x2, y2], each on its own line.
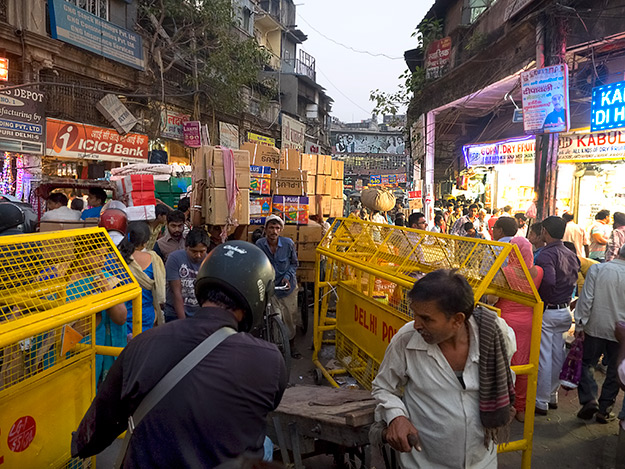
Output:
[8, 186, 625, 468]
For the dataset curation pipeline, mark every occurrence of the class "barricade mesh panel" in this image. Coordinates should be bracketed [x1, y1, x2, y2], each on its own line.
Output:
[335, 331, 378, 391]
[0, 230, 132, 321]
[0, 228, 135, 392]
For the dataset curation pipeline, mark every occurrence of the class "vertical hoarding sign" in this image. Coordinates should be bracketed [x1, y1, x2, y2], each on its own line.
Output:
[521, 64, 570, 135]
[425, 37, 451, 80]
[48, 0, 144, 70]
[183, 121, 201, 148]
[591, 80, 625, 132]
[219, 122, 240, 149]
[281, 114, 305, 151]
[0, 87, 45, 153]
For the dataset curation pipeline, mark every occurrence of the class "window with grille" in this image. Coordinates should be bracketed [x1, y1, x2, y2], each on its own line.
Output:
[66, 0, 109, 20]
[464, 0, 497, 24]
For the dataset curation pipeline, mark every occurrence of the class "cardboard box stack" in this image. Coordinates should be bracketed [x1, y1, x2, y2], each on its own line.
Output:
[330, 159, 344, 218]
[296, 223, 324, 283]
[203, 146, 251, 225]
[118, 174, 157, 221]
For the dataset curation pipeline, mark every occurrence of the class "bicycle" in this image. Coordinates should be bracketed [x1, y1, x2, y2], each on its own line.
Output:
[256, 284, 292, 376]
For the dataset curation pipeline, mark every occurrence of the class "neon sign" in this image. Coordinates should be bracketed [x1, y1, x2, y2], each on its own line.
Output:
[591, 81, 625, 132]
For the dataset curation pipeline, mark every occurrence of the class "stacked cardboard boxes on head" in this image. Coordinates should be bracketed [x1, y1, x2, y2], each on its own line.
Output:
[195, 146, 251, 225]
[241, 142, 280, 226]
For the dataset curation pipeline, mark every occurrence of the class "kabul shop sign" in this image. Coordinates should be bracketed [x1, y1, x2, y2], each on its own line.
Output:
[591, 81, 625, 132]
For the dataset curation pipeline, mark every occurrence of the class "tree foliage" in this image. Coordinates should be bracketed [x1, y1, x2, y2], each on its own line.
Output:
[370, 18, 443, 121]
[138, 0, 271, 114]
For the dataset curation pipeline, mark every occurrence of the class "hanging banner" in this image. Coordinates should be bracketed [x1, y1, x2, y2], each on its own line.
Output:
[45, 118, 149, 163]
[0, 87, 45, 153]
[521, 64, 570, 135]
[219, 122, 240, 149]
[281, 114, 305, 152]
[160, 110, 189, 140]
[247, 131, 275, 146]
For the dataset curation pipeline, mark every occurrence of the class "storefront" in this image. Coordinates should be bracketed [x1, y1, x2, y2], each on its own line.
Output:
[463, 130, 625, 226]
[0, 86, 45, 203]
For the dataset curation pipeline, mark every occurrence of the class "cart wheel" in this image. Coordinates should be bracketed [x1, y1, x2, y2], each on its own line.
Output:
[268, 315, 292, 376]
[313, 368, 323, 385]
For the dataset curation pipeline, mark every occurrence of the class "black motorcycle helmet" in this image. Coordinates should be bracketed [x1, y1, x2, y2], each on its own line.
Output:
[0, 202, 26, 234]
[195, 240, 275, 332]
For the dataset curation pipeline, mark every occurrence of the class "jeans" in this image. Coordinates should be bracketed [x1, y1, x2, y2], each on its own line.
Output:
[578, 333, 625, 417]
[536, 307, 572, 410]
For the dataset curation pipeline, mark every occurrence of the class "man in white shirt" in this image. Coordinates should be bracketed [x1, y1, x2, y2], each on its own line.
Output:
[575, 244, 625, 424]
[563, 212, 590, 257]
[372, 270, 516, 468]
[40, 192, 81, 222]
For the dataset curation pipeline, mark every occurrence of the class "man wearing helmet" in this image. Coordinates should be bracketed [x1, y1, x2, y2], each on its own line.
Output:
[71, 241, 287, 467]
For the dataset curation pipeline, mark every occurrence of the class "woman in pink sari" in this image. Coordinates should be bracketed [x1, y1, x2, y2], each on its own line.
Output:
[496, 236, 543, 422]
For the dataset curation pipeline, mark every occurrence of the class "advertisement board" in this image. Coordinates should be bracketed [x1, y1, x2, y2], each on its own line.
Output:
[521, 64, 570, 134]
[305, 141, 320, 154]
[219, 122, 240, 149]
[591, 80, 625, 132]
[46, 118, 149, 163]
[425, 37, 452, 80]
[247, 131, 275, 146]
[160, 110, 189, 140]
[559, 129, 625, 162]
[332, 132, 406, 155]
[48, 0, 144, 70]
[0, 87, 45, 153]
[369, 173, 407, 185]
[281, 114, 305, 151]
[463, 136, 536, 166]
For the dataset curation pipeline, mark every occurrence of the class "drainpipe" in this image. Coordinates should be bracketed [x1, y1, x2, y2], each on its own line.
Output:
[424, 111, 436, 225]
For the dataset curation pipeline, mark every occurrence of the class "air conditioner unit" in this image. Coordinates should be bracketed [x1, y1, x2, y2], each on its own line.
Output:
[306, 104, 318, 120]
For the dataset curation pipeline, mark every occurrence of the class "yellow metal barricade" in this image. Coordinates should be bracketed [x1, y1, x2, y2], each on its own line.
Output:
[0, 228, 142, 468]
[313, 218, 543, 468]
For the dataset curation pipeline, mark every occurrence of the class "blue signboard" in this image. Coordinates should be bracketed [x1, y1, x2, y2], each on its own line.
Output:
[591, 81, 625, 132]
[49, 0, 144, 70]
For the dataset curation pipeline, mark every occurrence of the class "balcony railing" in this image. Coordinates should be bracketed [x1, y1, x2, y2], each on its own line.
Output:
[295, 59, 315, 81]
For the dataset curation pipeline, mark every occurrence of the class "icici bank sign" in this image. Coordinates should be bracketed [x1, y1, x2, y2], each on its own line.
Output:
[45, 118, 149, 163]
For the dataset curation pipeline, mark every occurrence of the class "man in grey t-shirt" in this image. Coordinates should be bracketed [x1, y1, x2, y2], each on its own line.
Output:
[164, 228, 209, 321]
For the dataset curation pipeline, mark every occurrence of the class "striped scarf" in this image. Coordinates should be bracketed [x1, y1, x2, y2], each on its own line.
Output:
[473, 305, 515, 448]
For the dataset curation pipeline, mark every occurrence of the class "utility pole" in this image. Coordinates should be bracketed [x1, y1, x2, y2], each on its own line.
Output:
[534, 10, 567, 220]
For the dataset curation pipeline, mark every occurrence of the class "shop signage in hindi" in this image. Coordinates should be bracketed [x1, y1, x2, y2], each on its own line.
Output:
[46, 118, 149, 163]
[0, 87, 45, 153]
[369, 175, 381, 185]
[219, 122, 240, 149]
[48, 0, 144, 70]
[183, 121, 201, 148]
[408, 190, 422, 199]
[281, 114, 305, 152]
[521, 64, 570, 134]
[463, 136, 536, 166]
[160, 110, 189, 140]
[425, 37, 452, 80]
[247, 131, 275, 146]
[369, 174, 406, 186]
[591, 81, 625, 132]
